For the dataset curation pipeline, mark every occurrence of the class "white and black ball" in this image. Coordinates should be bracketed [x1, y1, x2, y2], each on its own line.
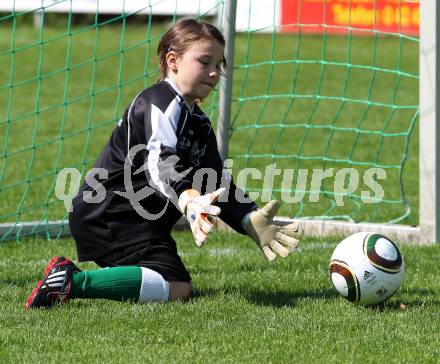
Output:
[329, 232, 404, 306]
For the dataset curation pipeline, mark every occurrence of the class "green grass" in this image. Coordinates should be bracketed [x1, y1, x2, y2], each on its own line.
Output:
[1, 230, 439, 363]
[0, 17, 419, 231]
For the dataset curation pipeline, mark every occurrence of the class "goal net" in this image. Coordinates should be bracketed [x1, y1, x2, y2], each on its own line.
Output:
[227, 0, 419, 241]
[0, 0, 421, 242]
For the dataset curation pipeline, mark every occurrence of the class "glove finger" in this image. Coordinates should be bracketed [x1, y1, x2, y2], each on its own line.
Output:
[270, 240, 290, 258]
[262, 246, 277, 261]
[261, 200, 280, 219]
[275, 232, 299, 249]
[200, 205, 221, 216]
[209, 187, 227, 204]
[192, 225, 207, 247]
[279, 221, 301, 236]
[199, 215, 213, 234]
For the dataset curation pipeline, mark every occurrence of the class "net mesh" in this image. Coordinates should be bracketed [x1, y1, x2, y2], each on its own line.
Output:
[0, 0, 419, 241]
[229, 0, 419, 226]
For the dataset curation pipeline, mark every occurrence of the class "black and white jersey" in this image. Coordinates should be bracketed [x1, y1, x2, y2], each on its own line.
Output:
[69, 79, 257, 261]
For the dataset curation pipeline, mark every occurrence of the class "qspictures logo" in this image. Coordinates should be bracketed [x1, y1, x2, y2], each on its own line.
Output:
[55, 144, 386, 220]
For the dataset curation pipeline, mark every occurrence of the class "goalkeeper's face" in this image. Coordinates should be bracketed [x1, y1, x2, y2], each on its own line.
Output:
[167, 38, 224, 104]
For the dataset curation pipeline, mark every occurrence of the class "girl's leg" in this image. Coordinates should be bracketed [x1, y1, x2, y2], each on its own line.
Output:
[72, 269, 192, 301]
[25, 256, 191, 309]
[72, 265, 168, 302]
[168, 281, 192, 300]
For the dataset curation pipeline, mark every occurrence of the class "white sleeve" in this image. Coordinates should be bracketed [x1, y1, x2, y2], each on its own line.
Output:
[146, 98, 185, 197]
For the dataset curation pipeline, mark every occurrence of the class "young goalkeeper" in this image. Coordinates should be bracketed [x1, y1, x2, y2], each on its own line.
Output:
[25, 18, 301, 309]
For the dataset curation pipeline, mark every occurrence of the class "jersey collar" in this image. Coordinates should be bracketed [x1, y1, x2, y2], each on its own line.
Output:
[164, 78, 194, 113]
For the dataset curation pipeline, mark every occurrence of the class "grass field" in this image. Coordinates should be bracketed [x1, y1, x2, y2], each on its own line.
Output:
[1, 231, 440, 363]
[0, 16, 419, 231]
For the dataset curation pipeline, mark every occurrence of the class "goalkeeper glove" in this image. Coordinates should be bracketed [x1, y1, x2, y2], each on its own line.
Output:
[178, 188, 226, 247]
[242, 200, 301, 261]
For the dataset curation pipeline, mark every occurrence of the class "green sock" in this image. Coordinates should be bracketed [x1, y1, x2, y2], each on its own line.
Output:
[71, 266, 142, 302]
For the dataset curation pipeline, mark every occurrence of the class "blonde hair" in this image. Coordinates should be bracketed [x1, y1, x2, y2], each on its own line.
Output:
[157, 18, 226, 81]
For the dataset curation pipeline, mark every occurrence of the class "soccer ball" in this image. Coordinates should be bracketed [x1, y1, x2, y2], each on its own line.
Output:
[329, 232, 404, 306]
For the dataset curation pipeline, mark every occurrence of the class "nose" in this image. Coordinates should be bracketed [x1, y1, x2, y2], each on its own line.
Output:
[209, 69, 219, 78]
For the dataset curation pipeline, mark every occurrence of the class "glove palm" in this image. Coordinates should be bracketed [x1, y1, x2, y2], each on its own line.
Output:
[179, 188, 226, 247]
[244, 200, 300, 261]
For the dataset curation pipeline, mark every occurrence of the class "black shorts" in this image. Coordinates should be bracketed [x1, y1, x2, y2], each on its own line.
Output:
[94, 236, 191, 283]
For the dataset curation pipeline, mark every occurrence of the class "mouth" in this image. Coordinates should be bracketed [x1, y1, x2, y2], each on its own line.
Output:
[202, 82, 214, 88]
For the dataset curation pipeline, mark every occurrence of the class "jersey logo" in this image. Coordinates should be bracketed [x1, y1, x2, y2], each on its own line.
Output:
[177, 136, 192, 150]
[190, 140, 207, 167]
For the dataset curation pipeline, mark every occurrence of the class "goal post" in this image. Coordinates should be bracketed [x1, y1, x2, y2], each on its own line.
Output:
[419, 0, 440, 243]
[217, 0, 237, 162]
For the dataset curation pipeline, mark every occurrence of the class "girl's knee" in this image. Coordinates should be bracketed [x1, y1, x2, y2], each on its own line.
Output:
[168, 281, 192, 301]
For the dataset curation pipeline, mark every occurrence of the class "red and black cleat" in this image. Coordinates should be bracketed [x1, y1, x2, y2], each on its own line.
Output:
[25, 256, 81, 310]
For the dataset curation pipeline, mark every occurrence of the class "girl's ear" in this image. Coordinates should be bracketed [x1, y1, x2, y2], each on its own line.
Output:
[166, 51, 179, 74]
